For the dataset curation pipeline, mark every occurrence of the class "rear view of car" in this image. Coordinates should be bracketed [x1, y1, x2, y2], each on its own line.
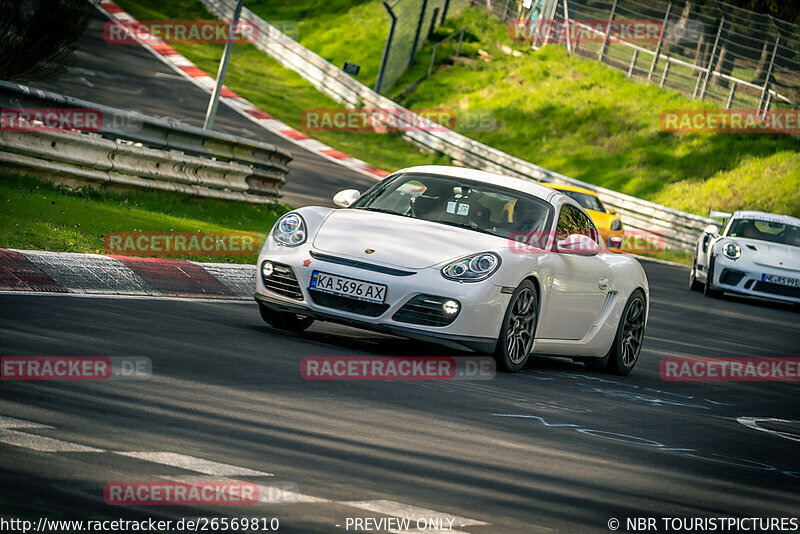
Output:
[542, 183, 624, 251]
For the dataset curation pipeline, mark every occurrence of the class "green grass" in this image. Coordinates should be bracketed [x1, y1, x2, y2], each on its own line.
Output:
[115, 0, 799, 219]
[0, 171, 289, 263]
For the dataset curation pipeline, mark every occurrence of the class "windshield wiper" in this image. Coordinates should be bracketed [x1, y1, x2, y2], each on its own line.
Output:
[354, 207, 410, 217]
[428, 219, 499, 237]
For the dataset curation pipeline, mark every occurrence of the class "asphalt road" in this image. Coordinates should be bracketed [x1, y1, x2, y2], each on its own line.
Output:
[31, 11, 379, 208]
[1, 260, 798, 533]
[3, 6, 799, 534]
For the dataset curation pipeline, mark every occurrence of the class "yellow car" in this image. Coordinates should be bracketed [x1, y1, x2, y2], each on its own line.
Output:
[542, 183, 624, 251]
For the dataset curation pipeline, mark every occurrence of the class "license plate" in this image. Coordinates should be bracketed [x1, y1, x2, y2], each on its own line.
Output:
[309, 271, 387, 303]
[762, 273, 800, 287]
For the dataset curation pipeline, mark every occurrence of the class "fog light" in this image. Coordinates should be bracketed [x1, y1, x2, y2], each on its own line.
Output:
[261, 261, 274, 278]
[442, 300, 459, 315]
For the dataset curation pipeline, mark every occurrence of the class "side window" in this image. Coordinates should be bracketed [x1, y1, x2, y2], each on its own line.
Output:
[556, 205, 599, 243]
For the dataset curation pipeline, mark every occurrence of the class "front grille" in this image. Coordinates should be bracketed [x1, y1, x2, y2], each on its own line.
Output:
[720, 269, 745, 286]
[753, 281, 800, 299]
[309, 251, 416, 277]
[308, 289, 390, 317]
[262, 262, 303, 300]
[393, 295, 460, 327]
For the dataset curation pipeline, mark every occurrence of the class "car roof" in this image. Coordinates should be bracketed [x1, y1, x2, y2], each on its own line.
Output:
[394, 165, 559, 202]
[540, 182, 598, 197]
[731, 211, 800, 226]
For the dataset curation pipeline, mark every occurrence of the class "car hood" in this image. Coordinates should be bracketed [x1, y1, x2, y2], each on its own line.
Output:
[312, 209, 505, 269]
[735, 238, 800, 272]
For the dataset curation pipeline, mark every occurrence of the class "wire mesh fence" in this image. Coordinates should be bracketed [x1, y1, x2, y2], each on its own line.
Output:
[376, 0, 450, 93]
[478, 0, 799, 111]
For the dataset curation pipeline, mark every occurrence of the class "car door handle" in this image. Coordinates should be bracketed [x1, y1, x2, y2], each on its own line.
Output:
[598, 277, 609, 290]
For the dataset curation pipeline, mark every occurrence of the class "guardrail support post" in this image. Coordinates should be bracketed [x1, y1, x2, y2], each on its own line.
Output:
[204, 0, 244, 130]
[597, 0, 617, 61]
[647, 2, 671, 82]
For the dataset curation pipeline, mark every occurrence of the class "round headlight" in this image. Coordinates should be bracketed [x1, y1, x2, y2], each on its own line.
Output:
[722, 241, 741, 259]
[610, 219, 622, 231]
[273, 213, 307, 247]
[261, 261, 274, 278]
[442, 252, 501, 282]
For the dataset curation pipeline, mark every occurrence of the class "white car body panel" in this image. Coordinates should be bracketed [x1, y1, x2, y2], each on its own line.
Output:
[255, 165, 650, 357]
[693, 210, 800, 304]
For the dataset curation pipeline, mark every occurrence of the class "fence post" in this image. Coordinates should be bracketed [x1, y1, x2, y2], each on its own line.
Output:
[203, 0, 244, 130]
[441, 0, 451, 23]
[564, 0, 572, 54]
[725, 81, 736, 109]
[698, 17, 724, 101]
[647, 2, 671, 82]
[375, 2, 398, 94]
[409, 0, 430, 68]
[598, 0, 618, 61]
[758, 35, 779, 113]
[456, 27, 465, 55]
[660, 60, 670, 87]
[627, 49, 639, 78]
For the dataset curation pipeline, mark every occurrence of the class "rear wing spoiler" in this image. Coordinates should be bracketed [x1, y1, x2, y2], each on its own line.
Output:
[708, 210, 732, 220]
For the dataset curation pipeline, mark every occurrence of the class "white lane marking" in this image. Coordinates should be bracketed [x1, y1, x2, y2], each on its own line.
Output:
[340, 500, 487, 527]
[0, 290, 254, 303]
[116, 451, 273, 477]
[0, 429, 104, 452]
[0, 416, 53, 429]
[737, 417, 800, 443]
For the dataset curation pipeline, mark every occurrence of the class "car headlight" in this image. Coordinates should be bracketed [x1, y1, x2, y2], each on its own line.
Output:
[272, 213, 307, 246]
[441, 252, 500, 282]
[610, 219, 622, 231]
[721, 241, 741, 260]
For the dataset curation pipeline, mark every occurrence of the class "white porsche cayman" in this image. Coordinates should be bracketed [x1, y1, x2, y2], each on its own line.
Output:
[255, 166, 649, 373]
[690, 210, 800, 304]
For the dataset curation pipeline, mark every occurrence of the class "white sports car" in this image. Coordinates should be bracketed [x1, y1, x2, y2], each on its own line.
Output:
[255, 166, 649, 373]
[690, 210, 800, 304]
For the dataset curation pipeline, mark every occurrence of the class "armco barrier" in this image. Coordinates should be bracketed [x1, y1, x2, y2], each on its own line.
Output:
[202, 0, 716, 249]
[0, 80, 292, 202]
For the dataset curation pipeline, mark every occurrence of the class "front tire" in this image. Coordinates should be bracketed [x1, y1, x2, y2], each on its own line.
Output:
[259, 303, 314, 332]
[494, 280, 538, 372]
[689, 257, 703, 291]
[605, 289, 646, 376]
[704, 255, 723, 298]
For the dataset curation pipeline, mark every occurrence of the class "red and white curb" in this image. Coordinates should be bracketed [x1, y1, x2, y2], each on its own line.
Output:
[96, 1, 390, 180]
[0, 248, 254, 299]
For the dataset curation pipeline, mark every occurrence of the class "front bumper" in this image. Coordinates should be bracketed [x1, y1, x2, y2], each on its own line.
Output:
[254, 246, 510, 353]
[710, 255, 800, 304]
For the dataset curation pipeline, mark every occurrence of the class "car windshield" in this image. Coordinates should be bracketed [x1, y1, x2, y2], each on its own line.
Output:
[559, 190, 606, 212]
[726, 218, 800, 247]
[350, 172, 554, 240]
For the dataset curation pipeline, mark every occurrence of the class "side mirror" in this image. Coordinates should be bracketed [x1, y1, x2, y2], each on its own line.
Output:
[333, 189, 361, 208]
[703, 224, 720, 236]
[608, 207, 617, 215]
[556, 233, 600, 255]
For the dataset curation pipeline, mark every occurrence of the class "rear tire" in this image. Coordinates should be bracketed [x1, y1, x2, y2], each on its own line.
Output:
[605, 289, 646, 376]
[494, 280, 538, 372]
[259, 303, 314, 332]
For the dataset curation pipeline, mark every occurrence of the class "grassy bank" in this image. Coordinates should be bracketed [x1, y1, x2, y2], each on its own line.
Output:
[115, 0, 799, 218]
[0, 171, 288, 263]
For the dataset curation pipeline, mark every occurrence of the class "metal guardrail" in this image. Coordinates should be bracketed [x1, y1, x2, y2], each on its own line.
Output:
[203, 0, 715, 250]
[0, 80, 292, 202]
